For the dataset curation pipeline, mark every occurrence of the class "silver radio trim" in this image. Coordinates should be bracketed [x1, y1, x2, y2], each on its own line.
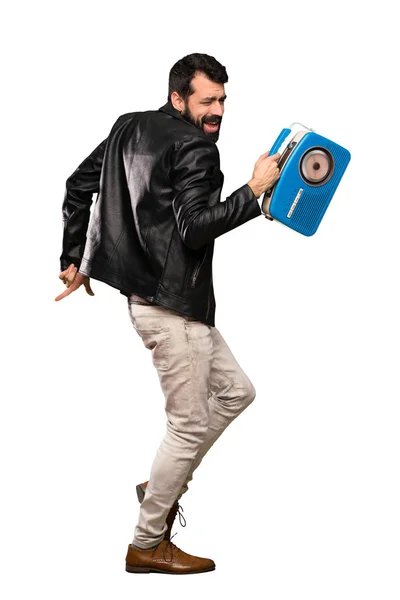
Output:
[262, 130, 309, 219]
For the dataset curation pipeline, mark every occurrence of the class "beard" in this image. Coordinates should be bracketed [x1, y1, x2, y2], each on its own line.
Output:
[181, 104, 222, 143]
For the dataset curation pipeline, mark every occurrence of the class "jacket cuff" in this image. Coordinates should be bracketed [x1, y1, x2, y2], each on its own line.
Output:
[60, 259, 80, 271]
[242, 183, 263, 214]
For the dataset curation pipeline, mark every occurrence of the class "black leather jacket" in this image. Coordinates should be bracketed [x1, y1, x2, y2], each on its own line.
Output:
[60, 101, 262, 326]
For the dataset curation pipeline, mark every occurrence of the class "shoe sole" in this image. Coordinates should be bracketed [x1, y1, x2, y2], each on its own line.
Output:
[126, 565, 215, 574]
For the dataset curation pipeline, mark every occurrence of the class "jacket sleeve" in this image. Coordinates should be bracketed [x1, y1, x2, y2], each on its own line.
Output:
[59, 114, 133, 271]
[60, 138, 107, 271]
[171, 135, 262, 250]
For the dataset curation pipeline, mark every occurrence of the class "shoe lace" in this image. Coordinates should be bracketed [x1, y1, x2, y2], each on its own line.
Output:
[163, 532, 180, 562]
[176, 503, 186, 528]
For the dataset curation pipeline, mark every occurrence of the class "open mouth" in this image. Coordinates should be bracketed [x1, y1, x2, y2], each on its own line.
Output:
[203, 122, 220, 133]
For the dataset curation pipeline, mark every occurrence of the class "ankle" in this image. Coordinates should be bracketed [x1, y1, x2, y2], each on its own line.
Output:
[131, 542, 159, 550]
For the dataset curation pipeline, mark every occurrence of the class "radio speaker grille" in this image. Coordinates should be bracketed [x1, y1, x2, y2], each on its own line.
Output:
[289, 141, 350, 235]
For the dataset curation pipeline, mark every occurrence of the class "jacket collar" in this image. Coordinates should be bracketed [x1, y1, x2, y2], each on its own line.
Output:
[158, 100, 206, 136]
[158, 100, 187, 122]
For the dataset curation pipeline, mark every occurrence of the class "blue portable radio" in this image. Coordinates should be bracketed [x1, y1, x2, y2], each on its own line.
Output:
[262, 123, 351, 236]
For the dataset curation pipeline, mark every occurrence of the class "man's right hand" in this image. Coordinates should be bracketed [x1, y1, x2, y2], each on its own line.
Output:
[55, 263, 94, 301]
[248, 151, 281, 199]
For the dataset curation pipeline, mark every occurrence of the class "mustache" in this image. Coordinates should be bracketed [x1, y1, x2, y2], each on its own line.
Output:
[202, 116, 222, 124]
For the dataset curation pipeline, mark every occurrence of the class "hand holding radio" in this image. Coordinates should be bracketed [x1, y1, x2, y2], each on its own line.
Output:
[247, 151, 281, 199]
[260, 124, 351, 235]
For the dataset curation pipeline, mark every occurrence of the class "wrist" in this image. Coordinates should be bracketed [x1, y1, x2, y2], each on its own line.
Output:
[247, 179, 262, 199]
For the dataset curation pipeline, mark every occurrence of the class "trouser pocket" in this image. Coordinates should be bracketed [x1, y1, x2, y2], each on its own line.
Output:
[133, 325, 170, 371]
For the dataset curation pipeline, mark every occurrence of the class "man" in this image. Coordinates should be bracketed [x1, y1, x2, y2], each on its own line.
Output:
[56, 53, 280, 574]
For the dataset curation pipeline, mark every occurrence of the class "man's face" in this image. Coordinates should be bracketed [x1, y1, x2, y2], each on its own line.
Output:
[173, 73, 226, 142]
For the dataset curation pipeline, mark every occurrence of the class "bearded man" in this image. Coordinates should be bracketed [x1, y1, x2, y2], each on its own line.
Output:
[56, 52, 280, 574]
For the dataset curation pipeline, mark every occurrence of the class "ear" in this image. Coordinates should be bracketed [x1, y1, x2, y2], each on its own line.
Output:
[171, 91, 185, 113]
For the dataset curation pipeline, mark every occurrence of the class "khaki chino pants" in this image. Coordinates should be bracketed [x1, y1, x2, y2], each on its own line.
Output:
[127, 299, 256, 548]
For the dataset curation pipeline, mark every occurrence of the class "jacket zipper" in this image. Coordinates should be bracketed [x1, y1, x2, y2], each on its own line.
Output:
[190, 250, 207, 288]
[206, 285, 211, 320]
[191, 261, 201, 287]
[190, 250, 211, 320]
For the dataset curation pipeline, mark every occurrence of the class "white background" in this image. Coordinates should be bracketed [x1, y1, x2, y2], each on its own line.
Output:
[2, 1, 399, 598]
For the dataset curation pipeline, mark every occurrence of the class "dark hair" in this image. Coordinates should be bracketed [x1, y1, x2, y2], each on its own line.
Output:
[168, 53, 228, 102]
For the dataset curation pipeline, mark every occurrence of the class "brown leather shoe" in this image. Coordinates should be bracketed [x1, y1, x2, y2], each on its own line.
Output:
[125, 538, 215, 574]
[136, 481, 186, 541]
